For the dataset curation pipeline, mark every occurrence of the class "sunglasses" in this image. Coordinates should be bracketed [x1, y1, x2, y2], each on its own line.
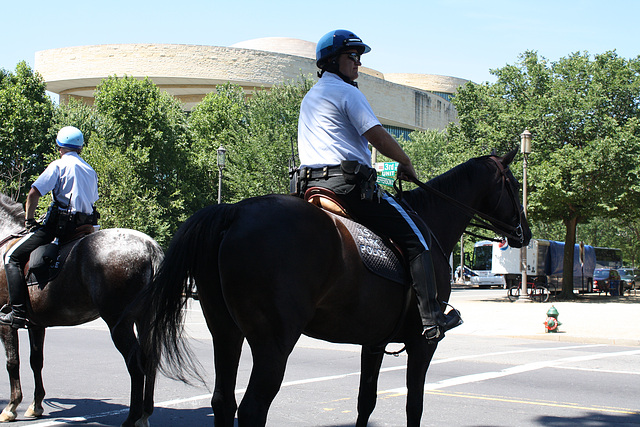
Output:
[344, 52, 361, 63]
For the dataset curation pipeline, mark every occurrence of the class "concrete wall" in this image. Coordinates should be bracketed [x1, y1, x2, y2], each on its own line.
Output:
[35, 43, 462, 131]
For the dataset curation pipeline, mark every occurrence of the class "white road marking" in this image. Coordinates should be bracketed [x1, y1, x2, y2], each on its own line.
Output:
[386, 348, 640, 394]
[26, 345, 639, 425]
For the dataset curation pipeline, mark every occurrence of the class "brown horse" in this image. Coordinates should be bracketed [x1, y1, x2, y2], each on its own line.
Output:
[0, 194, 163, 427]
[144, 150, 531, 426]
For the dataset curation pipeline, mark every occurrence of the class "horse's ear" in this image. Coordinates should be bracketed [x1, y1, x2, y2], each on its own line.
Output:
[490, 149, 498, 157]
[501, 149, 518, 167]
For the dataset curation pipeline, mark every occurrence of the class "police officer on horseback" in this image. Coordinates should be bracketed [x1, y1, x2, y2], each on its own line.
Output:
[1, 126, 99, 328]
[296, 29, 461, 343]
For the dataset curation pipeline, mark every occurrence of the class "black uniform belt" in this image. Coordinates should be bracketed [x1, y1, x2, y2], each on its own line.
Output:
[301, 165, 343, 180]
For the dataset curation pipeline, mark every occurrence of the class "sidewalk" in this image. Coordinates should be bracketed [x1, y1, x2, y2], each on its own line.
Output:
[448, 287, 640, 346]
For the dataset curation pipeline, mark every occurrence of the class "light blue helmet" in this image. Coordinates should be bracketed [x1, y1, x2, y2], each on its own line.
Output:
[316, 29, 371, 68]
[56, 126, 84, 149]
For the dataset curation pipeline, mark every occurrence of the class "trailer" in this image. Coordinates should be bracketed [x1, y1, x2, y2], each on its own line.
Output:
[490, 239, 596, 293]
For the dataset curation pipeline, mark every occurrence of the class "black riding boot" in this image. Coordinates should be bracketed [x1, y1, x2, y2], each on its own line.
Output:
[0, 263, 28, 328]
[409, 251, 462, 343]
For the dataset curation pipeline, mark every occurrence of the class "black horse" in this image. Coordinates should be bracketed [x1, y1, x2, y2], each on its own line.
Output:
[144, 150, 531, 426]
[0, 194, 163, 427]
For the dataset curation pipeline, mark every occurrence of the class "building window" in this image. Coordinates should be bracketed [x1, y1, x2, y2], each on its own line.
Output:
[383, 125, 412, 141]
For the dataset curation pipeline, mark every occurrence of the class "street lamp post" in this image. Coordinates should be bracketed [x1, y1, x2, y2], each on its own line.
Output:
[520, 130, 532, 298]
[217, 145, 226, 204]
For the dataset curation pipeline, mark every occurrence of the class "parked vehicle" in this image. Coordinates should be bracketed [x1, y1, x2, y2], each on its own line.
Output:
[594, 247, 623, 268]
[454, 265, 476, 283]
[490, 239, 596, 293]
[593, 268, 622, 295]
[617, 268, 638, 292]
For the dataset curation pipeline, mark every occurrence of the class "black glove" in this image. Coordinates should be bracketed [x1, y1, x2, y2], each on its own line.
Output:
[25, 218, 40, 232]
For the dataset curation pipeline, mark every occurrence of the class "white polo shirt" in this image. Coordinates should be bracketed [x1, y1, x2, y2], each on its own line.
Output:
[32, 152, 99, 214]
[298, 72, 381, 168]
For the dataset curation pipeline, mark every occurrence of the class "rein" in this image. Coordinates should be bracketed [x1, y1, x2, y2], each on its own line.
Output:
[0, 230, 26, 248]
[395, 158, 524, 245]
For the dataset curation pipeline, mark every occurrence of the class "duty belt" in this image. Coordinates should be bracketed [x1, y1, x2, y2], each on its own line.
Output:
[302, 165, 343, 180]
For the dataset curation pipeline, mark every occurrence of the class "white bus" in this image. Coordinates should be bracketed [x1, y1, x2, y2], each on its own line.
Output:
[469, 240, 505, 288]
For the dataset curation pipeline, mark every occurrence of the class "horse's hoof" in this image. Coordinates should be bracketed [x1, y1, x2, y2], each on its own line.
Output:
[122, 413, 150, 427]
[24, 404, 44, 418]
[0, 409, 17, 422]
[134, 414, 150, 427]
[121, 414, 150, 427]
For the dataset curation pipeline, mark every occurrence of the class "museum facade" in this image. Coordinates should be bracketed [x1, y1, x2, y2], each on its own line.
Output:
[35, 38, 469, 138]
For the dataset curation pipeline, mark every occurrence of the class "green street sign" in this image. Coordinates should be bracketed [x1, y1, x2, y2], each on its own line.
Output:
[377, 175, 395, 187]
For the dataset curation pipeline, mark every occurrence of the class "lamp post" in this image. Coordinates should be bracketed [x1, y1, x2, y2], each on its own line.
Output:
[520, 129, 532, 298]
[217, 145, 226, 204]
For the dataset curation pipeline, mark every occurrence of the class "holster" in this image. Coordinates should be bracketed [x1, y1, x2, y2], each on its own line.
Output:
[340, 161, 377, 201]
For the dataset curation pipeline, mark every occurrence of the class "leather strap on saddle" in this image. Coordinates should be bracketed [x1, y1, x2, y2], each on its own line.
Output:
[59, 224, 95, 245]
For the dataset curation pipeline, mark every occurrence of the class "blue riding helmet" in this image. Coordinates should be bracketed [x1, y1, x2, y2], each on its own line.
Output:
[56, 126, 84, 149]
[316, 29, 371, 68]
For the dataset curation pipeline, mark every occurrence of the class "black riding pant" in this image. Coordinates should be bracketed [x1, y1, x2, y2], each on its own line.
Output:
[304, 174, 430, 260]
[4, 227, 56, 304]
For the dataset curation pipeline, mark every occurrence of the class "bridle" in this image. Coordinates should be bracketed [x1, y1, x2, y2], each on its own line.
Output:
[396, 156, 525, 245]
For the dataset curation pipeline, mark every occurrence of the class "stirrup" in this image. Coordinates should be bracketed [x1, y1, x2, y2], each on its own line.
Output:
[0, 307, 28, 329]
[0, 314, 27, 329]
[422, 303, 463, 344]
[443, 303, 463, 330]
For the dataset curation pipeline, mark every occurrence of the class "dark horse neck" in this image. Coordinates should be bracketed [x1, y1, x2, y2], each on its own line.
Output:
[403, 156, 496, 257]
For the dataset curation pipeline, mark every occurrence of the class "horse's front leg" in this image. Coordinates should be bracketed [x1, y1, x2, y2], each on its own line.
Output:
[405, 338, 437, 427]
[356, 345, 384, 427]
[0, 326, 22, 422]
[25, 327, 46, 419]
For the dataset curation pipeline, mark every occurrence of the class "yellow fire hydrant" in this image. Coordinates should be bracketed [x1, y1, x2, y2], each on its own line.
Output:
[544, 305, 561, 333]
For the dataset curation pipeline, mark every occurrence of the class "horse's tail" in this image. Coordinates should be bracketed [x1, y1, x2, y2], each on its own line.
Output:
[143, 203, 237, 384]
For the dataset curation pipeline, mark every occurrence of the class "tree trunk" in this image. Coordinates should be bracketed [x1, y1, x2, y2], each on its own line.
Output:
[561, 215, 579, 299]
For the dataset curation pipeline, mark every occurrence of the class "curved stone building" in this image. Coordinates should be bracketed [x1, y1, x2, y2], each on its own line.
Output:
[35, 38, 469, 135]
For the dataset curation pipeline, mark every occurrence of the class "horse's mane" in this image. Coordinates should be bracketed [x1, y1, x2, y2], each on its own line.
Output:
[404, 156, 490, 214]
[0, 193, 25, 236]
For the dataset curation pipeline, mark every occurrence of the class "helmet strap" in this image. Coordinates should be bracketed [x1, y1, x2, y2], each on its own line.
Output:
[320, 60, 358, 88]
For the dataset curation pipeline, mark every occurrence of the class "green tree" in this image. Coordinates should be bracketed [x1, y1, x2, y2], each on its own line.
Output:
[190, 77, 313, 203]
[450, 50, 640, 298]
[403, 129, 454, 180]
[53, 97, 99, 144]
[232, 78, 313, 200]
[0, 62, 54, 201]
[189, 83, 249, 205]
[82, 137, 169, 240]
[89, 76, 197, 246]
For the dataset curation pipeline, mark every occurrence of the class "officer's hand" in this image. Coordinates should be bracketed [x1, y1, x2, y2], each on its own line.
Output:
[396, 162, 418, 183]
[25, 218, 40, 232]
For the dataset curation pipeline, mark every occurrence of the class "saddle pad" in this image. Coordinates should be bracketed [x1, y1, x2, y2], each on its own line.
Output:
[333, 215, 406, 284]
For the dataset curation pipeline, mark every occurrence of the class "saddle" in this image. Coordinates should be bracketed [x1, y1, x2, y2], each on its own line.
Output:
[304, 187, 406, 284]
[25, 224, 95, 286]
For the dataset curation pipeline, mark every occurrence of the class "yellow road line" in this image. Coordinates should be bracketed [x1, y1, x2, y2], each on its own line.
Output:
[423, 390, 640, 415]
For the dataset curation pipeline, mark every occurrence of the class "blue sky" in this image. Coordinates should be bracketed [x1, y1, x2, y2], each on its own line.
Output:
[1, 0, 638, 84]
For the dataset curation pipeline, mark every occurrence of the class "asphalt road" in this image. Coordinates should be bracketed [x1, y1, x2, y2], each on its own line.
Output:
[0, 291, 638, 426]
